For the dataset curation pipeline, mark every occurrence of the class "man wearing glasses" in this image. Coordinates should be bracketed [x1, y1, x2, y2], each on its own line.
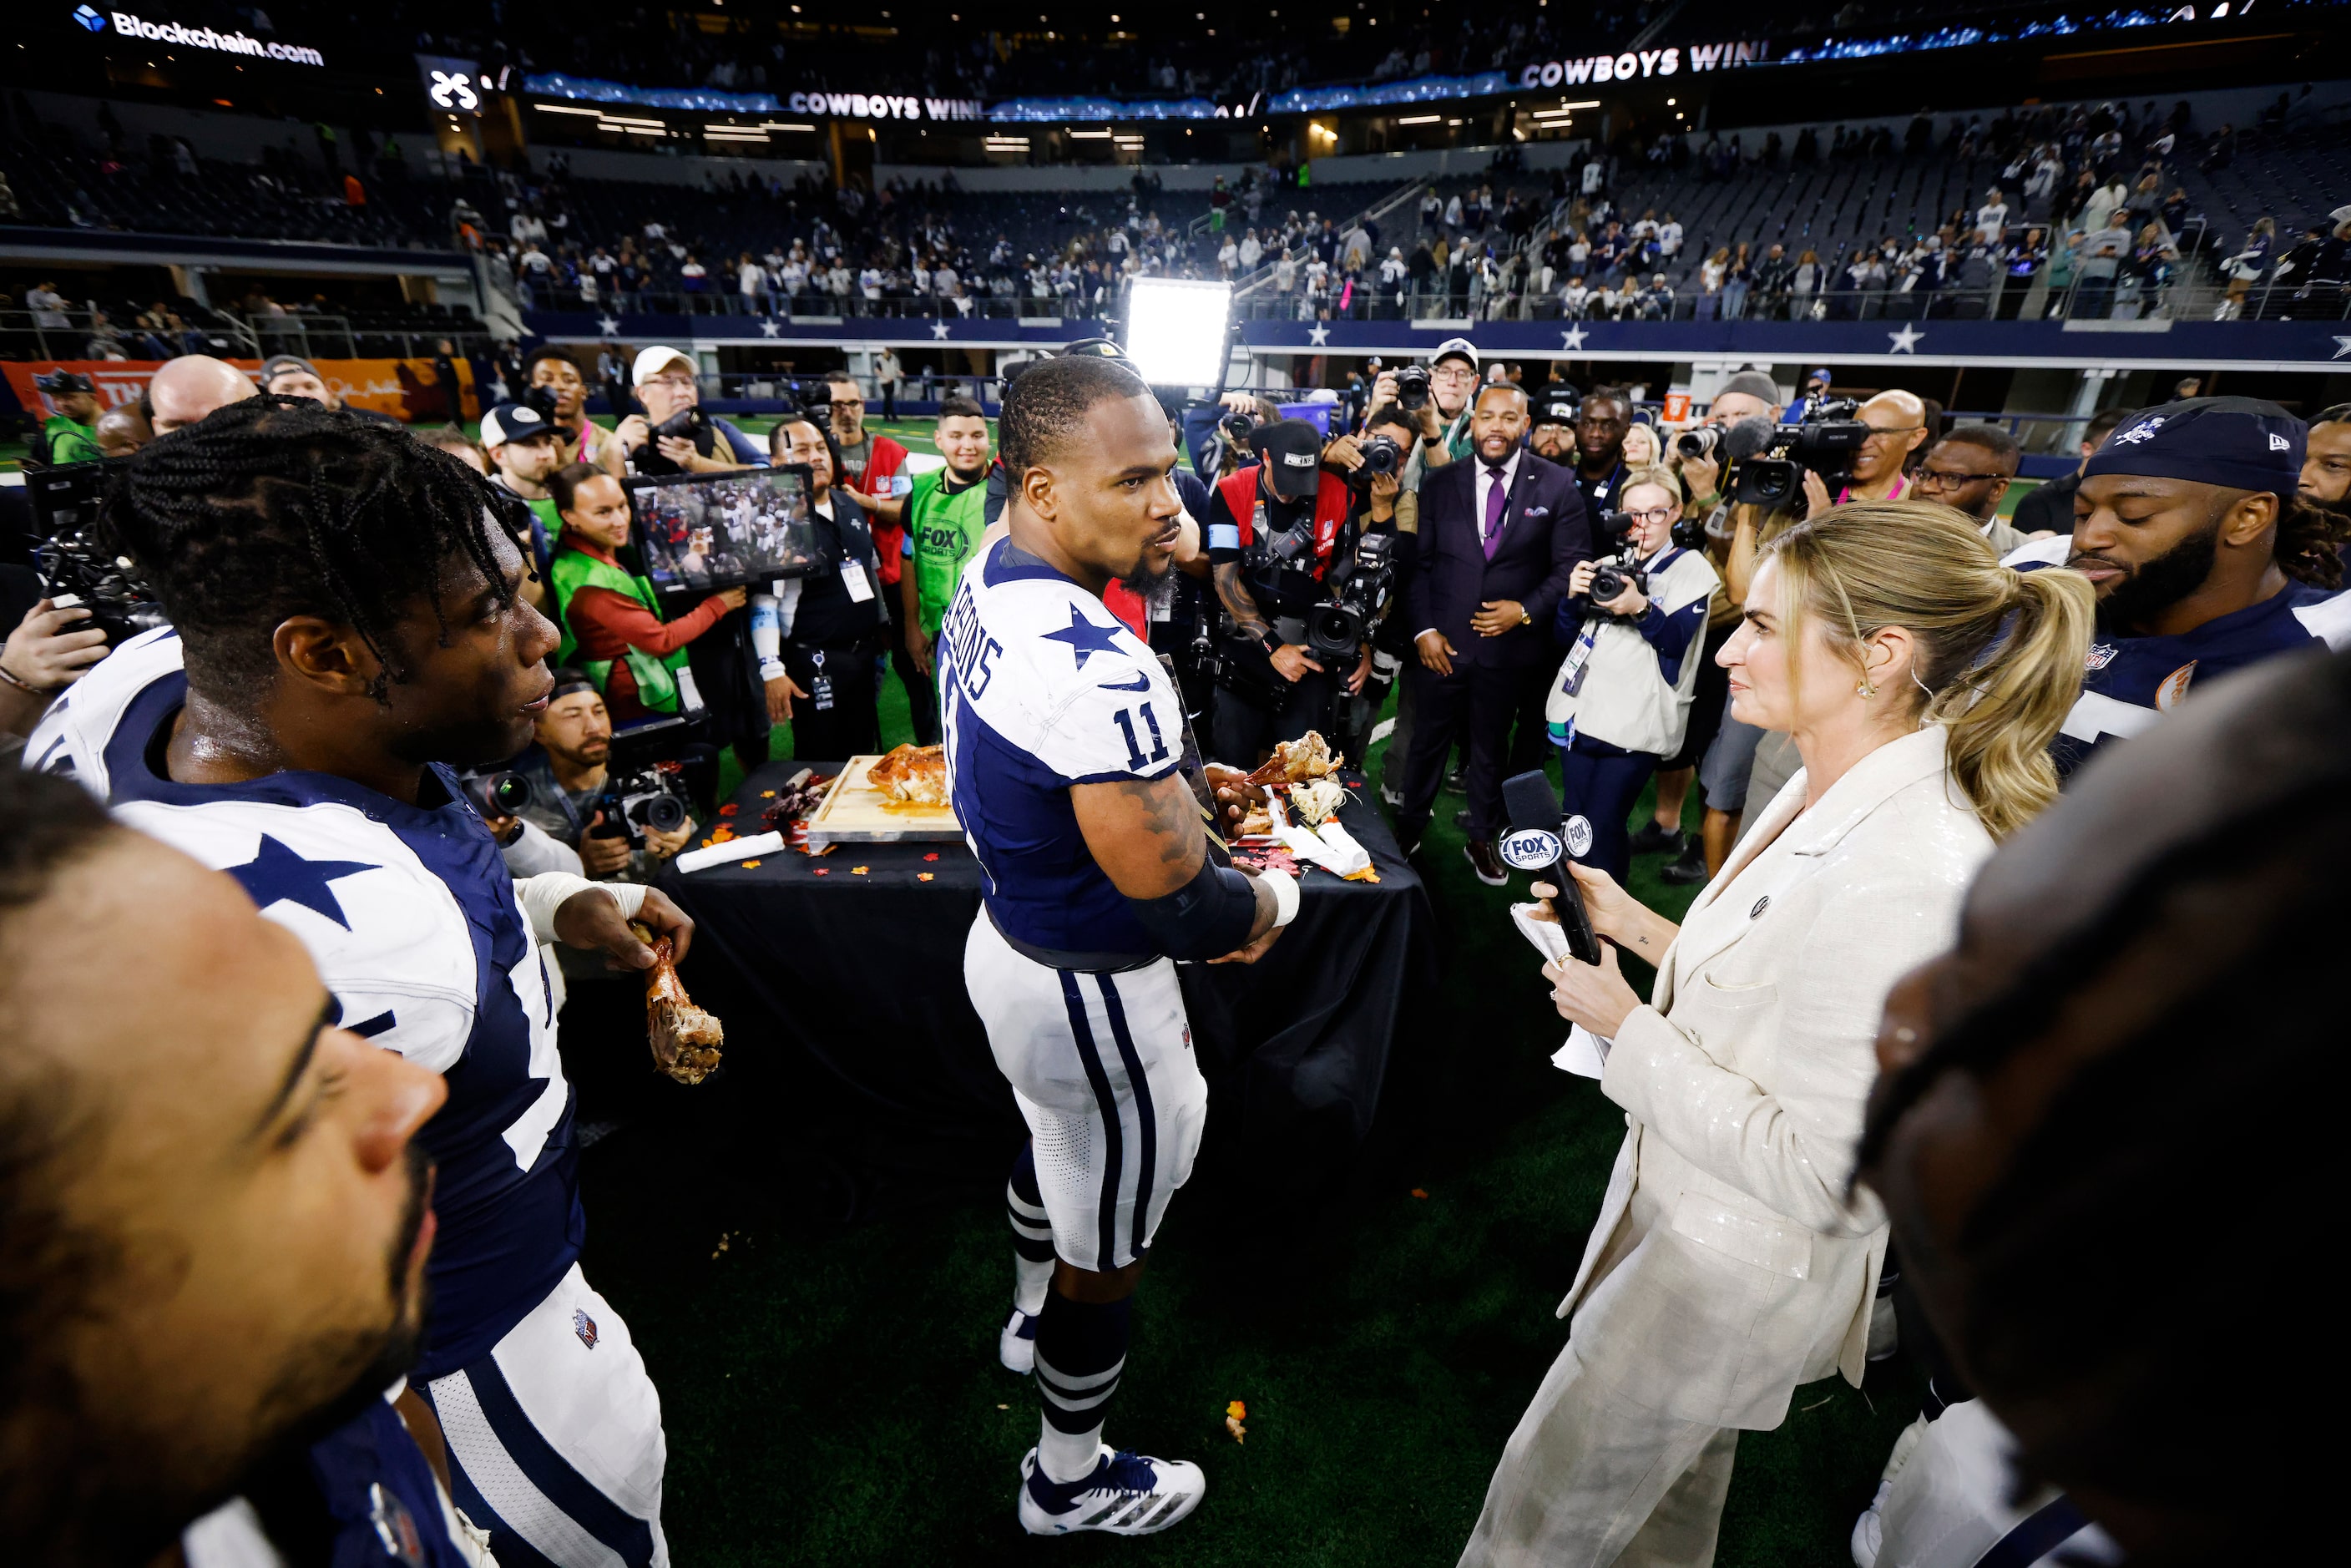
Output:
[1910, 424, 2037, 554]
[1798, 388, 1931, 515]
[613, 346, 762, 478]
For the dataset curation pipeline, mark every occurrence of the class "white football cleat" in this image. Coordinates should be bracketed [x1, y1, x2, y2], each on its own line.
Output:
[1018, 1445, 1207, 1536]
[999, 1308, 1039, 1374]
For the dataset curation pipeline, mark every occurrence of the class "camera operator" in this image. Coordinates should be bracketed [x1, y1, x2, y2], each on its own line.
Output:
[513, 671, 697, 883]
[612, 346, 762, 476]
[547, 461, 746, 724]
[826, 372, 913, 521]
[32, 369, 102, 464]
[1543, 466, 1721, 883]
[1204, 417, 1383, 766]
[756, 414, 885, 760]
[1798, 390, 1930, 513]
[523, 346, 627, 475]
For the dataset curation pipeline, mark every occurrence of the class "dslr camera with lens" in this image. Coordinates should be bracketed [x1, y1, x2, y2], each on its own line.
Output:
[587, 716, 699, 850]
[1393, 363, 1432, 413]
[458, 768, 535, 819]
[1731, 397, 1869, 512]
[1575, 508, 1651, 613]
[1305, 531, 1396, 662]
[1354, 431, 1405, 484]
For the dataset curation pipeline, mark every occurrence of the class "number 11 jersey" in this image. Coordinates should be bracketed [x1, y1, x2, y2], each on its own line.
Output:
[938, 535, 1185, 964]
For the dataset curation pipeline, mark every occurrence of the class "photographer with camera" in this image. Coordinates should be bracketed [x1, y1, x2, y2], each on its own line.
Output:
[1, 596, 109, 741]
[1203, 417, 1387, 766]
[33, 370, 103, 464]
[612, 346, 762, 477]
[756, 413, 886, 760]
[1630, 372, 1788, 883]
[1379, 338, 1478, 496]
[512, 671, 698, 883]
[547, 461, 746, 725]
[1798, 390, 1930, 513]
[1543, 467, 1722, 883]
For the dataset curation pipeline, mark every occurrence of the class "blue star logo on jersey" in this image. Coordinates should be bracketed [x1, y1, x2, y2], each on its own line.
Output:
[1039, 604, 1125, 669]
[223, 835, 379, 930]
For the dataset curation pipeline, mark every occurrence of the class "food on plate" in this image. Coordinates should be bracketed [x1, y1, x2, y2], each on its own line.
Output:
[867, 743, 949, 806]
[1245, 730, 1341, 786]
[1288, 777, 1346, 826]
[633, 923, 724, 1085]
[1237, 804, 1275, 837]
[759, 767, 837, 832]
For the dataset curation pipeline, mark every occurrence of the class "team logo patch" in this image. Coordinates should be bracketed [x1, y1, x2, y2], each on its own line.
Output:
[367, 1482, 427, 1567]
[2269, 432, 2293, 452]
[1498, 827, 1563, 872]
[1562, 815, 1595, 858]
[2153, 660, 2198, 712]
[573, 1308, 599, 1349]
[2084, 641, 2118, 671]
[2112, 417, 2165, 447]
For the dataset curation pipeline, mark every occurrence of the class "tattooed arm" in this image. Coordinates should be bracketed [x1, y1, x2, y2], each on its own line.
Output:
[1072, 772, 1281, 956]
[1212, 561, 1272, 646]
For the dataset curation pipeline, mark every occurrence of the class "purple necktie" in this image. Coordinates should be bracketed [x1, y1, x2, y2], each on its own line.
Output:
[1482, 466, 1509, 560]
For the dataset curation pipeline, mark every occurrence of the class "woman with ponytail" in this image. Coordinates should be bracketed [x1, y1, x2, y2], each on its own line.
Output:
[1456, 503, 2091, 1568]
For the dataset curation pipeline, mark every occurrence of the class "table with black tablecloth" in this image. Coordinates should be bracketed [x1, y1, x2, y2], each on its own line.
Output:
[655, 761, 1437, 1253]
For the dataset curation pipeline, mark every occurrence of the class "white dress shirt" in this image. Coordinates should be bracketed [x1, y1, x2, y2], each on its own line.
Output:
[1417, 449, 1524, 642]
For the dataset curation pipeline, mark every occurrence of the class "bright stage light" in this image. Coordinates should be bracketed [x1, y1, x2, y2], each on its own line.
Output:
[1122, 277, 1232, 388]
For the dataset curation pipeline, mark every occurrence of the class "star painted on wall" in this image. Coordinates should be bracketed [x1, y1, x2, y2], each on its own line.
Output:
[759, 317, 781, 337]
[1307, 323, 1330, 345]
[1887, 324, 1925, 354]
[222, 835, 378, 931]
[2333, 336, 2351, 360]
[1039, 604, 1126, 669]
[932, 320, 953, 340]
[1560, 325, 1588, 351]
[597, 315, 621, 335]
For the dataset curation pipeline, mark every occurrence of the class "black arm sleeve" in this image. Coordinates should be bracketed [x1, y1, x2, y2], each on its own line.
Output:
[1125, 855, 1262, 961]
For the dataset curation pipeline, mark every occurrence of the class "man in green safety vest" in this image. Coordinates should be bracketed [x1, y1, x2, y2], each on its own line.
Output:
[33, 371, 103, 465]
[902, 395, 997, 686]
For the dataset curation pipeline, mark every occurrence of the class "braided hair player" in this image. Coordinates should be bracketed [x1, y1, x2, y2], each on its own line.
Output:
[24, 397, 693, 1568]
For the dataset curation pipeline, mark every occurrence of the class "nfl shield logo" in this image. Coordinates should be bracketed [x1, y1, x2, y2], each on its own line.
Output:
[573, 1308, 599, 1349]
[2084, 642, 2118, 671]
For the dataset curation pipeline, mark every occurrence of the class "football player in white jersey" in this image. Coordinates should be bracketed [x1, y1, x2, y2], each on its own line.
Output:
[937, 355, 1299, 1536]
[23, 397, 694, 1568]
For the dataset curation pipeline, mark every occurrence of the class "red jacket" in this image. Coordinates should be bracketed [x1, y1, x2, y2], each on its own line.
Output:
[1215, 464, 1351, 577]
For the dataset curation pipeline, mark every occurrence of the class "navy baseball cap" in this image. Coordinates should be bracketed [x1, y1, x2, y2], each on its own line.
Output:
[481, 402, 558, 448]
[1532, 391, 1579, 428]
[2083, 397, 2306, 496]
[1251, 417, 1326, 500]
[1805, 367, 1833, 384]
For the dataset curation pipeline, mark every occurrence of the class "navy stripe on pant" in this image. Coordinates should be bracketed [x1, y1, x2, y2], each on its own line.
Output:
[1557, 733, 1664, 886]
[1055, 969, 1125, 1272]
[440, 1355, 659, 1568]
[1090, 974, 1158, 1263]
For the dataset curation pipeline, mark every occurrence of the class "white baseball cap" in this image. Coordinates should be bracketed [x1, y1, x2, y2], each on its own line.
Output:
[1432, 336, 1479, 371]
[631, 346, 697, 387]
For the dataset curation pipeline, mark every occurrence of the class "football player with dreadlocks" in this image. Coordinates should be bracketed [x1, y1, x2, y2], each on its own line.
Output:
[2005, 396, 2351, 774]
[23, 397, 691, 1568]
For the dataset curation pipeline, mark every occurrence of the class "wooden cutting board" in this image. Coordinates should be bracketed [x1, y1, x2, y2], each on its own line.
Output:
[803, 754, 966, 847]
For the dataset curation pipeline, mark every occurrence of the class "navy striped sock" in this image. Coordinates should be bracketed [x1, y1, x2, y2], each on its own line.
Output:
[1007, 1141, 1055, 1315]
[1034, 1292, 1131, 1485]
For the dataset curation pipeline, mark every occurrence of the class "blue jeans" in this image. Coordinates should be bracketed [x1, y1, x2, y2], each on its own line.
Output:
[1556, 733, 1664, 886]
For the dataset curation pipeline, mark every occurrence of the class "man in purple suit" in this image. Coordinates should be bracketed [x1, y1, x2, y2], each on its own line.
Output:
[1391, 382, 1591, 883]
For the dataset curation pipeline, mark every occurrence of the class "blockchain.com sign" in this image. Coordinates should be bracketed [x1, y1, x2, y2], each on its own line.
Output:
[70, 5, 326, 67]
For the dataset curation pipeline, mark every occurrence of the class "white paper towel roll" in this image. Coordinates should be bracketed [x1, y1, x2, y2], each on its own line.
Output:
[675, 830, 784, 875]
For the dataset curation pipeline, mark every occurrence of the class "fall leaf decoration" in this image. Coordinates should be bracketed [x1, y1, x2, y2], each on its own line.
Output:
[1225, 1399, 1247, 1444]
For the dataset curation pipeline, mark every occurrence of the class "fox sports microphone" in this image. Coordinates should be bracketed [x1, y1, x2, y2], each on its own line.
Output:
[1499, 769, 1603, 965]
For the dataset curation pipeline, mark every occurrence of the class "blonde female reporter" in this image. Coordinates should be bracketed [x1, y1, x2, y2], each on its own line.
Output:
[1457, 503, 2092, 1568]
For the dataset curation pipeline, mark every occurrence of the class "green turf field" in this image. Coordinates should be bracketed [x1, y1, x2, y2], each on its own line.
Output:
[589, 670, 1924, 1567]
